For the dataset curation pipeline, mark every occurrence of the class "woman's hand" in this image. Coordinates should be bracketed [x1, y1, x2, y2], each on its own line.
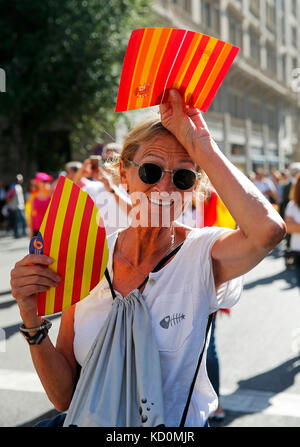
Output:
[10, 254, 61, 319]
[159, 89, 211, 156]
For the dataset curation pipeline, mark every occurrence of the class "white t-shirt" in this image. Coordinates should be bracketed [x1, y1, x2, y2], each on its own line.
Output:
[73, 226, 243, 427]
[285, 201, 300, 251]
[83, 181, 129, 235]
[8, 184, 25, 210]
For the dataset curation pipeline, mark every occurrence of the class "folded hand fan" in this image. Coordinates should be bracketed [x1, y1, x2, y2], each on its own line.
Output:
[29, 176, 109, 316]
[115, 27, 239, 113]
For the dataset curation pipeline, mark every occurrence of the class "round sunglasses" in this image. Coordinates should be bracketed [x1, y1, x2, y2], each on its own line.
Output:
[128, 160, 201, 190]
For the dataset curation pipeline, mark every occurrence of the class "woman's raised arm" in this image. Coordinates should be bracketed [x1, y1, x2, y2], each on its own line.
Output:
[160, 89, 286, 288]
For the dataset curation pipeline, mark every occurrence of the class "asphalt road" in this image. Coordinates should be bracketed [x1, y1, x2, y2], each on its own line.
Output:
[0, 235, 299, 427]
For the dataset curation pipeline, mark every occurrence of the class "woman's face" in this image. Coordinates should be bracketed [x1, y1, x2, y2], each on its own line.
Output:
[121, 133, 197, 227]
[37, 180, 51, 192]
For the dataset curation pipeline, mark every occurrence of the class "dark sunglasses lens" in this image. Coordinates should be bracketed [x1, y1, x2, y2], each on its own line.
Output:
[139, 163, 162, 184]
[173, 169, 197, 190]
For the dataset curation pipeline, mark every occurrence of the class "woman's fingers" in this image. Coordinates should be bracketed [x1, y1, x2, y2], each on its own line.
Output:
[15, 254, 53, 268]
[10, 254, 61, 304]
[169, 90, 210, 135]
[12, 274, 60, 289]
[12, 284, 51, 300]
[11, 264, 61, 283]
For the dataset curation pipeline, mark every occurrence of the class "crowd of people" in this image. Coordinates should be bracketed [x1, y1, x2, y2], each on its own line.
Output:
[0, 142, 129, 239]
[4, 98, 300, 426]
[1, 157, 299, 255]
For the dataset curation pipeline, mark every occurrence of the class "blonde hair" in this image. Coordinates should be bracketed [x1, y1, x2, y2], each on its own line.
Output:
[107, 116, 210, 197]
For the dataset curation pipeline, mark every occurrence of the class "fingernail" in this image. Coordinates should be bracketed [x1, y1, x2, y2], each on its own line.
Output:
[46, 257, 54, 264]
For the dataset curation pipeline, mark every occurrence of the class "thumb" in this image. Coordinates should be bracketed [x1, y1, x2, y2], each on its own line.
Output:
[168, 89, 185, 114]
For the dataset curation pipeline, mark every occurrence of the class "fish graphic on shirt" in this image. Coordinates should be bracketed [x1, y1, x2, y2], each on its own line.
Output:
[160, 313, 186, 329]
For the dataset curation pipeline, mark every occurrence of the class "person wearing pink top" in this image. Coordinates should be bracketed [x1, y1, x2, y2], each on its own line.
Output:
[30, 172, 53, 237]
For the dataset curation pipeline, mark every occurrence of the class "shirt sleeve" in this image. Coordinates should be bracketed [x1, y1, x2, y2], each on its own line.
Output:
[194, 227, 244, 313]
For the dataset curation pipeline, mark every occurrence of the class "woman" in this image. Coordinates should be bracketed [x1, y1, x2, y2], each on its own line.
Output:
[29, 172, 53, 238]
[10, 90, 286, 427]
[284, 173, 300, 266]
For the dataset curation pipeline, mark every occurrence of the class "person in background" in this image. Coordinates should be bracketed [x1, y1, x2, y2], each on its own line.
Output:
[269, 170, 283, 211]
[253, 168, 279, 205]
[30, 173, 53, 238]
[280, 163, 300, 251]
[6, 174, 27, 238]
[280, 163, 300, 218]
[0, 181, 7, 231]
[284, 173, 300, 267]
[25, 180, 38, 233]
[65, 161, 91, 189]
[102, 143, 122, 163]
[82, 152, 131, 235]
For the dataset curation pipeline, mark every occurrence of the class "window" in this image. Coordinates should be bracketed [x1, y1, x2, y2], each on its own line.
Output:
[292, 57, 298, 70]
[292, 26, 297, 48]
[266, 44, 277, 75]
[249, 29, 260, 63]
[281, 16, 286, 45]
[171, 0, 191, 14]
[160, 0, 168, 7]
[183, 0, 191, 13]
[250, 100, 262, 125]
[229, 91, 245, 119]
[281, 54, 287, 82]
[209, 90, 222, 113]
[231, 144, 245, 156]
[202, 0, 220, 33]
[228, 12, 243, 50]
[267, 108, 277, 130]
[292, 114, 298, 136]
[249, 0, 260, 17]
[266, 2, 276, 32]
[203, 0, 211, 27]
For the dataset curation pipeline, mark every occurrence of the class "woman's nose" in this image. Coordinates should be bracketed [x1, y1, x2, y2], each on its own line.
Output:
[153, 172, 176, 193]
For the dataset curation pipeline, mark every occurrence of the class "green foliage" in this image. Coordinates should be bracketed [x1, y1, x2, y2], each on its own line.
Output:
[0, 0, 155, 174]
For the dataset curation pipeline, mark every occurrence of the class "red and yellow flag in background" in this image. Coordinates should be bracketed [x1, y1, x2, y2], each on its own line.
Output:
[29, 176, 109, 316]
[115, 27, 239, 113]
[204, 189, 236, 229]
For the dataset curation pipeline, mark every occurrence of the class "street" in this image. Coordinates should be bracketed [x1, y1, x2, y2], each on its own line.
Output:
[0, 235, 300, 427]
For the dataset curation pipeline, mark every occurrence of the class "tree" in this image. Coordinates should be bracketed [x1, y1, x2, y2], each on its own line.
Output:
[0, 0, 153, 179]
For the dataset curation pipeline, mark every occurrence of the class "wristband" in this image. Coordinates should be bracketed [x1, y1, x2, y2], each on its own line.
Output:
[20, 319, 52, 345]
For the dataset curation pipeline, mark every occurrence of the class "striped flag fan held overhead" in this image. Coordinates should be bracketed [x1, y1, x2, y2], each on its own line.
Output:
[115, 28, 239, 113]
[29, 176, 109, 316]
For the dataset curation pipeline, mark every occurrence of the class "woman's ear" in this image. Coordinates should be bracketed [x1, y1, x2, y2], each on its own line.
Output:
[119, 160, 129, 192]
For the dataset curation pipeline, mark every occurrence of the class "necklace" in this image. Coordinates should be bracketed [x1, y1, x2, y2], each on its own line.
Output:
[118, 224, 176, 280]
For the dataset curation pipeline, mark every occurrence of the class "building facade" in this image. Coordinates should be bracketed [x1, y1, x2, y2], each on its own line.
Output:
[150, 0, 300, 173]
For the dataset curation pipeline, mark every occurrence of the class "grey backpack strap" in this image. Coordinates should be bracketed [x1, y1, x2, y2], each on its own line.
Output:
[179, 313, 214, 427]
